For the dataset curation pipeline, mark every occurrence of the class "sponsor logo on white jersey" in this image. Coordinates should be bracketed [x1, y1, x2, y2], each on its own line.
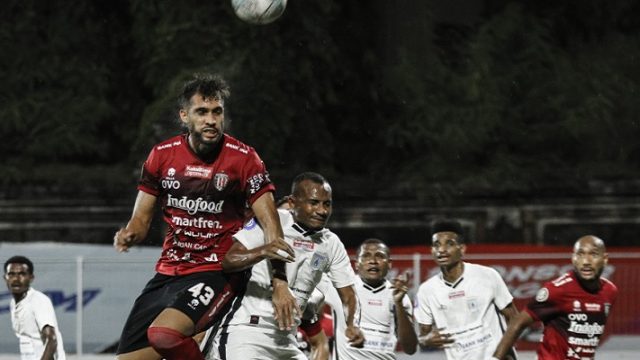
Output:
[293, 238, 315, 251]
[167, 194, 224, 215]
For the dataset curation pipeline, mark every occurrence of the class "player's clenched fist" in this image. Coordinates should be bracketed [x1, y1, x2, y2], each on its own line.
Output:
[346, 325, 365, 348]
[113, 228, 136, 252]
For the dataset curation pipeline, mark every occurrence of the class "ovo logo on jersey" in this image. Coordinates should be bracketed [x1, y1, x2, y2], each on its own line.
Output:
[162, 167, 181, 189]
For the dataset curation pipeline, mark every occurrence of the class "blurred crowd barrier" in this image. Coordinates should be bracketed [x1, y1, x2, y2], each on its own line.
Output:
[1, 242, 638, 355]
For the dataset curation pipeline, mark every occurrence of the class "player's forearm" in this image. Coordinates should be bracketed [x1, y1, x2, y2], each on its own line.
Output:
[222, 245, 268, 272]
[492, 321, 526, 359]
[251, 192, 283, 244]
[40, 327, 57, 360]
[338, 288, 359, 327]
[124, 217, 152, 244]
[395, 305, 418, 354]
[309, 332, 330, 360]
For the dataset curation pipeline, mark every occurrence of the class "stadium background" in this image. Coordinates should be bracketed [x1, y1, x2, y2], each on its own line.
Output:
[2, 0, 640, 358]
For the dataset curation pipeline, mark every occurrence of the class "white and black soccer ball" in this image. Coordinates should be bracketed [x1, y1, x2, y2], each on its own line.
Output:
[231, 0, 287, 25]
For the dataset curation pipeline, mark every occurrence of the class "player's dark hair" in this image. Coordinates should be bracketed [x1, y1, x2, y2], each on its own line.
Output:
[276, 196, 290, 209]
[430, 218, 465, 243]
[4, 255, 34, 274]
[357, 238, 390, 258]
[290, 172, 328, 197]
[178, 73, 231, 109]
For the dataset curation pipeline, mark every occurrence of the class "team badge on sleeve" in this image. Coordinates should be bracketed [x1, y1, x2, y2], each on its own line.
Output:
[535, 287, 549, 302]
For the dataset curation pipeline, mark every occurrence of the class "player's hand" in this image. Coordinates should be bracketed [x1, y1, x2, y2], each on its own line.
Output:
[345, 325, 365, 348]
[391, 270, 412, 304]
[260, 238, 295, 262]
[418, 328, 454, 349]
[113, 228, 135, 252]
[272, 279, 301, 331]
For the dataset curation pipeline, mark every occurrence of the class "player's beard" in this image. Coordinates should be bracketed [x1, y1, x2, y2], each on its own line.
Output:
[189, 123, 224, 154]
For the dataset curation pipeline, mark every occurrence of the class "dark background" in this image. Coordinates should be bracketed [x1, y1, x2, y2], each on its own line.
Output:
[2, 0, 640, 247]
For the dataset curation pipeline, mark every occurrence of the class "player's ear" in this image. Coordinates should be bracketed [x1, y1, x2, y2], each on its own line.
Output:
[460, 244, 467, 256]
[603, 252, 609, 266]
[179, 108, 188, 124]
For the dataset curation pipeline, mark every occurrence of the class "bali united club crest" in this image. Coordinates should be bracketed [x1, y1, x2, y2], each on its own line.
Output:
[214, 173, 229, 191]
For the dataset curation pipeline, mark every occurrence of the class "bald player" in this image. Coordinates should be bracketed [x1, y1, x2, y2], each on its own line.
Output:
[491, 235, 618, 360]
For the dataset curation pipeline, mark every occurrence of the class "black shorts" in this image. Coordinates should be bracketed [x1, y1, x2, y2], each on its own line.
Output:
[116, 270, 249, 355]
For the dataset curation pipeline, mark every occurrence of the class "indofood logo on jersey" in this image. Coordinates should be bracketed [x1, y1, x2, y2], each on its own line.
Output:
[167, 194, 224, 215]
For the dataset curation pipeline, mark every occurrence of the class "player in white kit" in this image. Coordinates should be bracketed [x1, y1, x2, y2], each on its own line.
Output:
[4, 256, 66, 360]
[203, 172, 364, 359]
[415, 219, 518, 360]
[335, 238, 417, 360]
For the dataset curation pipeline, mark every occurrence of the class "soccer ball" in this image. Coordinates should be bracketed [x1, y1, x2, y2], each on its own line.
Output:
[231, 0, 287, 25]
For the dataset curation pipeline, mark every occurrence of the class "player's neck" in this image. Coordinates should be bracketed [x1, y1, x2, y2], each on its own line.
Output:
[440, 261, 464, 283]
[361, 277, 385, 288]
[12, 290, 28, 303]
[188, 133, 223, 162]
[573, 270, 602, 293]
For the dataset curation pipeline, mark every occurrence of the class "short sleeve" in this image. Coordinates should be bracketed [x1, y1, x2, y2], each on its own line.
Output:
[413, 283, 434, 326]
[326, 238, 356, 289]
[33, 294, 58, 332]
[233, 217, 266, 250]
[490, 267, 513, 310]
[401, 293, 414, 317]
[138, 147, 162, 196]
[241, 150, 275, 206]
[525, 283, 560, 322]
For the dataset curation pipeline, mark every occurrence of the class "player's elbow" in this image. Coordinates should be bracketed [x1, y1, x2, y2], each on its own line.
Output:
[403, 343, 418, 355]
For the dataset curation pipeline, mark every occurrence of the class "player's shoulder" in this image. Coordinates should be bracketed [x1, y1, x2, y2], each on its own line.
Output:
[538, 271, 576, 297]
[152, 134, 185, 152]
[600, 277, 619, 296]
[465, 261, 496, 274]
[222, 134, 257, 156]
[277, 208, 294, 228]
[321, 228, 341, 244]
[418, 274, 440, 293]
[464, 262, 502, 281]
[29, 288, 54, 305]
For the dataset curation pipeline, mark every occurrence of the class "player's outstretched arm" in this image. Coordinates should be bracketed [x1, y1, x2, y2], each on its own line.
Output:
[113, 191, 157, 252]
[336, 285, 365, 348]
[250, 191, 300, 330]
[392, 272, 418, 354]
[222, 239, 294, 272]
[492, 311, 534, 360]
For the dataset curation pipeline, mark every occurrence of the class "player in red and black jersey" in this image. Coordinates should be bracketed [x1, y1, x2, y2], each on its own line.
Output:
[113, 74, 298, 360]
[492, 235, 618, 360]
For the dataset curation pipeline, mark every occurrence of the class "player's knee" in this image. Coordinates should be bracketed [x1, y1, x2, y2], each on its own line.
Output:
[147, 326, 187, 352]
